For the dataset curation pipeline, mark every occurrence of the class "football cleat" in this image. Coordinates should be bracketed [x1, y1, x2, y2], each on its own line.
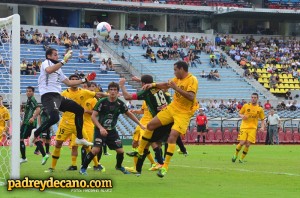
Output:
[79, 168, 87, 175]
[94, 164, 106, 172]
[148, 163, 163, 171]
[104, 152, 112, 156]
[157, 167, 167, 178]
[232, 155, 237, 163]
[29, 129, 36, 147]
[66, 165, 78, 171]
[34, 151, 41, 155]
[75, 138, 93, 146]
[41, 154, 49, 165]
[115, 166, 130, 174]
[125, 167, 137, 174]
[20, 158, 28, 164]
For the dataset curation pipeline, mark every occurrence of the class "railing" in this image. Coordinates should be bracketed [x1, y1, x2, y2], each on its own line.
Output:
[99, 40, 159, 82]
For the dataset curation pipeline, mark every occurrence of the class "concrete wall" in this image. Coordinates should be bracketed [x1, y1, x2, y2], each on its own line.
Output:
[19, 6, 36, 25]
[0, 4, 12, 18]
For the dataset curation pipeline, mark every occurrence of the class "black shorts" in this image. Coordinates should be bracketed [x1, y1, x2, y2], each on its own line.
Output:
[93, 128, 122, 150]
[20, 124, 35, 139]
[197, 125, 207, 132]
[150, 123, 173, 143]
[41, 129, 51, 140]
[41, 92, 82, 114]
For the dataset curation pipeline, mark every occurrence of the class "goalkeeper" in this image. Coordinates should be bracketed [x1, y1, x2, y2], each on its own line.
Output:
[29, 48, 96, 165]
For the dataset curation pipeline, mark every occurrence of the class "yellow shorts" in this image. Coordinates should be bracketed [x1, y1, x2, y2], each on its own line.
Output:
[132, 125, 146, 142]
[83, 125, 94, 142]
[56, 122, 88, 146]
[237, 129, 257, 143]
[157, 105, 194, 135]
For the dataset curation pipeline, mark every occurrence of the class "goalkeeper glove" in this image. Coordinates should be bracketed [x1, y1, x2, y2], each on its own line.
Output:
[82, 72, 96, 83]
[61, 50, 73, 65]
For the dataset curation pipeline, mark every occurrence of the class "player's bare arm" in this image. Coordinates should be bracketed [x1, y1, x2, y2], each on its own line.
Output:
[119, 78, 133, 100]
[91, 110, 108, 136]
[29, 106, 41, 124]
[125, 111, 146, 130]
[168, 80, 195, 101]
[95, 92, 109, 98]
[130, 108, 144, 114]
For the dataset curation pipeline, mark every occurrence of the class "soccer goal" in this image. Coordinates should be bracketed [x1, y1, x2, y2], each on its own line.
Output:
[0, 14, 20, 185]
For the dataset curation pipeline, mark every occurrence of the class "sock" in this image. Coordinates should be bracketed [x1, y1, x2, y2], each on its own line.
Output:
[176, 136, 186, 153]
[35, 141, 46, 157]
[153, 147, 164, 165]
[197, 135, 200, 142]
[71, 156, 77, 166]
[85, 147, 98, 166]
[164, 143, 168, 158]
[81, 147, 87, 165]
[136, 149, 148, 173]
[163, 143, 175, 170]
[146, 151, 155, 165]
[235, 144, 242, 157]
[82, 152, 95, 169]
[133, 156, 138, 168]
[116, 153, 124, 168]
[203, 135, 206, 143]
[45, 143, 50, 153]
[103, 145, 107, 154]
[97, 147, 103, 162]
[137, 129, 152, 155]
[34, 146, 39, 152]
[241, 147, 249, 160]
[20, 141, 26, 159]
[51, 147, 61, 169]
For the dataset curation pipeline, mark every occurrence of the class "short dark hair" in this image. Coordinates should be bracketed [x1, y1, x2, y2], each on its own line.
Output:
[141, 75, 153, 84]
[108, 82, 119, 91]
[69, 74, 80, 80]
[174, 61, 188, 72]
[27, 86, 35, 92]
[90, 82, 97, 87]
[252, 93, 259, 97]
[45, 48, 57, 59]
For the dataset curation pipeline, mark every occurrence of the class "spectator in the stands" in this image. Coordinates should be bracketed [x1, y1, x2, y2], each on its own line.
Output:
[88, 51, 96, 63]
[100, 60, 108, 74]
[252, 68, 259, 80]
[150, 52, 157, 63]
[121, 33, 130, 49]
[201, 70, 207, 78]
[20, 59, 27, 75]
[64, 35, 72, 49]
[236, 101, 243, 110]
[227, 104, 236, 113]
[156, 48, 163, 60]
[113, 32, 120, 45]
[133, 34, 140, 46]
[264, 100, 272, 110]
[26, 62, 34, 75]
[107, 58, 115, 71]
[141, 38, 149, 50]
[20, 29, 27, 44]
[43, 29, 50, 41]
[78, 49, 87, 62]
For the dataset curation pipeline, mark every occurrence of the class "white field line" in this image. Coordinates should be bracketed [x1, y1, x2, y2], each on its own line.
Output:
[171, 164, 300, 177]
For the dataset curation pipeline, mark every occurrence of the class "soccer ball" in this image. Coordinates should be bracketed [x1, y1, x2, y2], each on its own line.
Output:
[96, 22, 111, 37]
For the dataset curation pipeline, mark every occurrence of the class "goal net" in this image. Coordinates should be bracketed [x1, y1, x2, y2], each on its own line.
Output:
[0, 14, 20, 185]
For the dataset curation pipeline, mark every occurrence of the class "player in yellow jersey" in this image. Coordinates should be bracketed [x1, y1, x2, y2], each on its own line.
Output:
[136, 61, 199, 177]
[0, 96, 10, 145]
[81, 82, 105, 171]
[232, 93, 265, 163]
[49, 75, 107, 172]
[125, 101, 159, 173]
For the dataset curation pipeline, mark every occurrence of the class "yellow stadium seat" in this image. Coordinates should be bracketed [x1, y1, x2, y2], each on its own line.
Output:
[283, 79, 289, 83]
[294, 79, 299, 83]
[289, 84, 295, 89]
[267, 73, 271, 78]
[282, 74, 288, 79]
[262, 73, 267, 78]
[258, 78, 264, 83]
[264, 83, 270, 88]
[270, 88, 275, 93]
[261, 68, 267, 73]
[274, 88, 280, 93]
[257, 69, 262, 73]
[279, 89, 286, 93]
[289, 79, 295, 83]
[287, 74, 293, 78]
[278, 84, 284, 89]
[284, 84, 290, 89]
[295, 84, 300, 89]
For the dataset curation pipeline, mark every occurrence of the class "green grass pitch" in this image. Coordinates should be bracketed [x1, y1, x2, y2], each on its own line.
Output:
[1, 145, 300, 198]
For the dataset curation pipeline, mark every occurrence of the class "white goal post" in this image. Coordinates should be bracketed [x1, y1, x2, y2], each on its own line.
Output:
[0, 14, 20, 183]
